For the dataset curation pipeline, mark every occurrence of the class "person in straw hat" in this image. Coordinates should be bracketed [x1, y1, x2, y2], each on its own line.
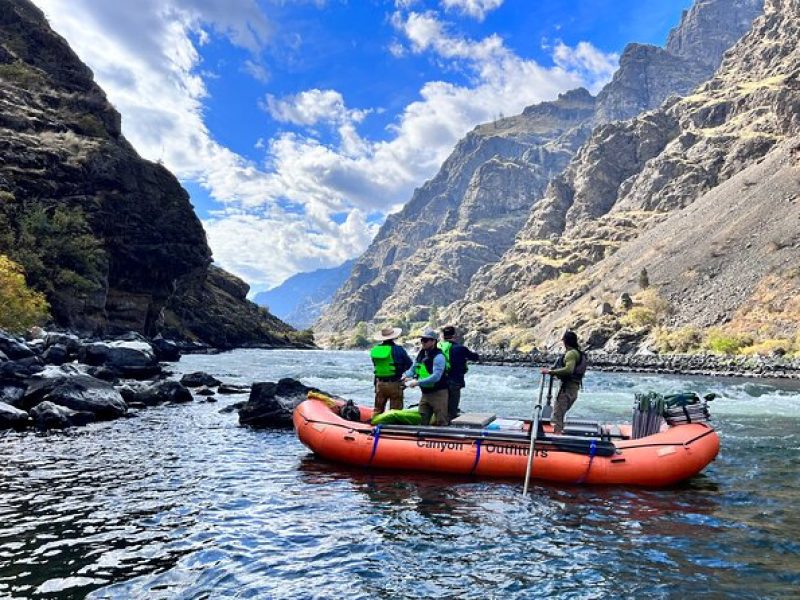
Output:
[370, 326, 413, 415]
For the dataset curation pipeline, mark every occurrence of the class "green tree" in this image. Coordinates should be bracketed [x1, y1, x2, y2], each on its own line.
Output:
[350, 321, 370, 348]
[428, 304, 439, 329]
[638, 268, 650, 290]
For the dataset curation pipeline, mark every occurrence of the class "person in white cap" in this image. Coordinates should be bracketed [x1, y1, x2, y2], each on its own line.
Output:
[402, 328, 450, 426]
[370, 326, 413, 414]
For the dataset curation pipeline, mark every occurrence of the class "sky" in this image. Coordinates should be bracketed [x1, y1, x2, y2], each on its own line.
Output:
[32, 0, 693, 295]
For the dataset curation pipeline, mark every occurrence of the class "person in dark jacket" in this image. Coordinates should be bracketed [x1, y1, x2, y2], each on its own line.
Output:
[403, 328, 450, 426]
[541, 330, 586, 435]
[370, 326, 413, 414]
[438, 325, 480, 421]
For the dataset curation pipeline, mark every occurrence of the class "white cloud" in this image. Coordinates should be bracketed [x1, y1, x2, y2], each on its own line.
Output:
[441, 0, 504, 21]
[552, 40, 619, 93]
[31, 1, 618, 291]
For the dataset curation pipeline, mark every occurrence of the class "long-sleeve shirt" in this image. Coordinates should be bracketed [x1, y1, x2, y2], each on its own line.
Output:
[447, 342, 480, 388]
[404, 352, 446, 387]
[550, 348, 580, 379]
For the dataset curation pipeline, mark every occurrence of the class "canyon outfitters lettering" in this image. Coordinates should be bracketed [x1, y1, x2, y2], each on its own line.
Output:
[415, 440, 548, 458]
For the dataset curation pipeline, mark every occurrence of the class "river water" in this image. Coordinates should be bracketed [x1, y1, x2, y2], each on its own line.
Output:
[1, 349, 798, 599]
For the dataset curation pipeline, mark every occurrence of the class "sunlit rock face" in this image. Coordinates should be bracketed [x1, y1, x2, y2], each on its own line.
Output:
[318, 0, 762, 337]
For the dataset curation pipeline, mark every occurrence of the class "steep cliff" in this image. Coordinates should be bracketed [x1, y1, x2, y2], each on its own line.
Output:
[317, 0, 761, 336]
[0, 0, 299, 346]
[453, 0, 798, 351]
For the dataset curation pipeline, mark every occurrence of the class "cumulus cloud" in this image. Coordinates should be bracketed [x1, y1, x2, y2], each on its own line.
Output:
[441, 0, 504, 21]
[31, 1, 618, 291]
[552, 40, 619, 93]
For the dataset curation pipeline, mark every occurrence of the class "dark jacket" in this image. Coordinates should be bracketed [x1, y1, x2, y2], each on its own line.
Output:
[446, 342, 480, 388]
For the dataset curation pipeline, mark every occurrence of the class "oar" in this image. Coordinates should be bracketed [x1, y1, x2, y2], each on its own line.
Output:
[522, 373, 546, 496]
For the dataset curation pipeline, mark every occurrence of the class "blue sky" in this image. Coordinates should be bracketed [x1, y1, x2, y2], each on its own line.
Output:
[34, 0, 692, 294]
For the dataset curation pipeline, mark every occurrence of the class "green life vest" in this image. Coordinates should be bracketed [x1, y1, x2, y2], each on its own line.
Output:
[370, 344, 396, 378]
[414, 348, 448, 391]
[437, 340, 467, 374]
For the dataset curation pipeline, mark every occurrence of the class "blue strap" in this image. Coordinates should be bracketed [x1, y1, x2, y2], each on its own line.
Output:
[368, 425, 381, 466]
[470, 439, 482, 475]
[577, 440, 597, 484]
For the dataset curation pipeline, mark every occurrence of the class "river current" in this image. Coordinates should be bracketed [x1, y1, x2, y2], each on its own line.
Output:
[1, 349, 798, 599]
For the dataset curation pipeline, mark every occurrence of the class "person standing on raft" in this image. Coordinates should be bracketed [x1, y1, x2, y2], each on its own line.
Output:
[370, 327, 413, 415]
[438, 325, 480, 421]
[541, 330, 587, 435]
[403, 328, 450, 426]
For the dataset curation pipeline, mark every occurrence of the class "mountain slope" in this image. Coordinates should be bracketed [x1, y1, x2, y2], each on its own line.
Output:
[0, 0, 302, 346]
[451, 0, 798, 351]
[317, 0, 761, 336]
[254, 260, 354, 329]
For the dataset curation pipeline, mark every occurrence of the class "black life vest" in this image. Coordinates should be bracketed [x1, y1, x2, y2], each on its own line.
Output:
[414, 347, 449, 392]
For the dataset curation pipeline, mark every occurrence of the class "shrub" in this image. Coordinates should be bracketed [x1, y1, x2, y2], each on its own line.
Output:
[739, 338, 792, 357]
[705, 329, 751, 355]
[638, 268, 650, 290]
[620, 306, 657, 328]
[653, 326, 703, 353]
[0, 61, 45, 88]
[0, 254, 50, 332]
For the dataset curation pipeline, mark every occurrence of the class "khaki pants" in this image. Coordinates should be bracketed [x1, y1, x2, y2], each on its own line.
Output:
[552, 381, 580, 434]
[374, 381, 404, 414]
[419, 389, 449, 426]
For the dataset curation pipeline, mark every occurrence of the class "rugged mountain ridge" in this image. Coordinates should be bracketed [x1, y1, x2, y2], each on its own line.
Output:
[254, 259, 354, 330]
[317, 0, 762, 336]
[0, 0, 301, 347]
[452, 0, 798, 351]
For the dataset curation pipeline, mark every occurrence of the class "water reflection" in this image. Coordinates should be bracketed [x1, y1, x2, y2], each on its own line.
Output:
[1, 351, 799, 599]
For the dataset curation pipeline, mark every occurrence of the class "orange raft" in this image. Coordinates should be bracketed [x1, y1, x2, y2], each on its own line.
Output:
[293, 395, 720, 487]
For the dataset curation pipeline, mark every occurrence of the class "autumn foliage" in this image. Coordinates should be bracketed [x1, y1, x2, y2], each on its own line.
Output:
[0, 254, 49, 333]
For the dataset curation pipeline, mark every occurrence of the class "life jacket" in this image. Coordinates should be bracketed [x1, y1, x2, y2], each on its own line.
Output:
[370, 344, 397, 379]
[414, 347, 449, 391]
[555, 349, 587, 385]
[437, 340, 469, 375]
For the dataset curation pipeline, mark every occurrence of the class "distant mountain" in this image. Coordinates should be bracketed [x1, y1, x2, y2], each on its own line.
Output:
[254, 260, 355, 329]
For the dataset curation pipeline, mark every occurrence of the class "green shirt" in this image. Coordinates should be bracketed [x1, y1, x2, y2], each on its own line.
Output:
[550, 348, 580, 378]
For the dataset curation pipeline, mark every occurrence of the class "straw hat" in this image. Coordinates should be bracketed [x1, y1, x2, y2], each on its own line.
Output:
[373, 326, 402, 341]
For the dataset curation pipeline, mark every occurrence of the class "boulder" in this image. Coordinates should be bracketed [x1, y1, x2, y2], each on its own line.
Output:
[79, 341, 160, 378]
[44, 332, 82, 355]
[0, 384, 26, 408]
[24, 374, 127, 420]
[42, 344, 69, 366]
[0, 349, 7, 362]
[595, 302, 613, 316]
[194, 386, 215, 396]
[603, 328, 648, 354]
[219, 401, 246, 414]
[0, 401, 30, 429]
[0, 331, 36, 360]
[180, 372, 222, 388]
[151, 337, 181, 362]
[238, 378, 318, 428]
[30, 401, 94, 429]
[122, 380, 193, 406]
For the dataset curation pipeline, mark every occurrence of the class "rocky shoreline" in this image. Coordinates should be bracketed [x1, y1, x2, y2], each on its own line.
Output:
[479, 350, 800, 380]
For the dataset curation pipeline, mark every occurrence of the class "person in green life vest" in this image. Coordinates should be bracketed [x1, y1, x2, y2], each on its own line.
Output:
[370, 326, 413, 415]
[402, 328, 450, 426]
[541, 330, 587, 435]
[438, 325, 480, 421]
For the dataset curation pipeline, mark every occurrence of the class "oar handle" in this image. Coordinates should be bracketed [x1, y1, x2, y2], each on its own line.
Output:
[523, 374, 546, 496]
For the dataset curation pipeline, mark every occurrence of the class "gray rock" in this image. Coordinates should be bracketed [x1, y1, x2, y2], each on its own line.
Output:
[27, 374, 127, 420]
[0, 401, 30, 429]
[596, 302, 613, 316]
[124, 380, 193, 406]
[180, 372, 222, 388]
[44, 332, 82, 355]
[0, 331, 35, 360]
[217, 383, 250, 394]
[30, 401, 94, 429]
[238, 378, 319, 428]
[42, 344, 69, 366]
[79, 341, 160, 379]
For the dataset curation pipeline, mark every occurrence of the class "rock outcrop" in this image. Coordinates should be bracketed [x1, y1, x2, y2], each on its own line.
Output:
[453, 0, 799, 350]
[0, 0, 299, 347]
[317, 0, 762, 336]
